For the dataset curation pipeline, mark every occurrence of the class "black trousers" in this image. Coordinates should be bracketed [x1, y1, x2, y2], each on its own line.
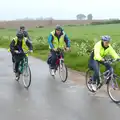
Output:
[11, 53, 25, 73]
[49, 50, 64, 69]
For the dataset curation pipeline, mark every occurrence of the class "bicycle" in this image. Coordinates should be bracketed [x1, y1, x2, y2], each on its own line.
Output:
[13, 50, 31, 89]
[86, 58, 120, 103]
[48, 48, 68, 82]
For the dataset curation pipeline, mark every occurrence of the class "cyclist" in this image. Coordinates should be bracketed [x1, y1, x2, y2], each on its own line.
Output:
[11, 26, 32, 65]
[19, 25, 31, 41]
[88, 35, 120, 91]
[9, 31, 33, 80]
[47, 25, 70, 76]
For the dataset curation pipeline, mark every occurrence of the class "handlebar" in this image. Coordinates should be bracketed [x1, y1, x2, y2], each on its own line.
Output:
[15, 50, 31, 54]
[57, 48, 65, 52]
[53, 47, 70, 52]
[104, 58, 120, 64]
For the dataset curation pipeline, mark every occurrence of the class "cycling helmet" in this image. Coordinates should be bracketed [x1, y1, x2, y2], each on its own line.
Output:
[16, 31, 24, 39]
[101, 35, 111, 42]
[55, 25, 63, 31]
[20, 25, 25, 30]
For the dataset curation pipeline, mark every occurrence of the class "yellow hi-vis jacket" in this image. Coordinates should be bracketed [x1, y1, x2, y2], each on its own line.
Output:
[94, 41, 119, 61]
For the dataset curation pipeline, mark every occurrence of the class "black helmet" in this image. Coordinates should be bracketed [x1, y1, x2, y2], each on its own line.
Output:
[55, 25, 63, 31]
[16, 31, 24, 39]
[20, 25, 25, 30]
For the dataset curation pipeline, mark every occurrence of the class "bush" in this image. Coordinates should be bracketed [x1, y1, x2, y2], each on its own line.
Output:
[36, 26, 44, 28]
[91, 20, 120, 25]
[0, 27, 5, 29]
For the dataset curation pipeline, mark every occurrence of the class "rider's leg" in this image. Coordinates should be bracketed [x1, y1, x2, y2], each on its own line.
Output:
[51, 50, 57, 69]
[15, 62, 19, 73]
[10, 52, 15, 63]
[47, 51, 52, 64]
[11, 53, 15, 72]
[100, 62, 113, 79]
[89, 59, 100, 91]
[100, 62, 112, 72]
[12, 56, 15, 63]
[13, 55, 20, 73]
[50, 50, 57, 75]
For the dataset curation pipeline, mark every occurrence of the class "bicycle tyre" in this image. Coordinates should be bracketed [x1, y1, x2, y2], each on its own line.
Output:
[107, 75, 120, 103]
[59, 62, 68, 82]
[22, 65, 31, 89]
[85, 68, 96, 92]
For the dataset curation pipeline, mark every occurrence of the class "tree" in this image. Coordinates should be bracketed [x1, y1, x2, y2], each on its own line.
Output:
[87, 14, 93, 20]
[76, 14, 86, 20]
[36, 17, 44, 20]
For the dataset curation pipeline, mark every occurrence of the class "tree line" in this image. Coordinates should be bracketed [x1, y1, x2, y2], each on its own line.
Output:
[76, 14, 93, 20]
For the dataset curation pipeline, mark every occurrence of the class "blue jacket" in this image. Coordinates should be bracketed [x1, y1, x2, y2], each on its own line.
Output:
[48, 31, 70, 49]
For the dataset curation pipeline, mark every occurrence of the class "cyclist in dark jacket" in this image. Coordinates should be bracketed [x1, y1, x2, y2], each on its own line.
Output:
[9, 31, 33, 80]
[13, 26, 32, 63]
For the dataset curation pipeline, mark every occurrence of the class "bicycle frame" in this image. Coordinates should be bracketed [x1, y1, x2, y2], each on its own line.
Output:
[97, 61, 119, 90]
[56, 50, 64, 64]
[56, 54, 63, 65]
[18, 55, 28, 74]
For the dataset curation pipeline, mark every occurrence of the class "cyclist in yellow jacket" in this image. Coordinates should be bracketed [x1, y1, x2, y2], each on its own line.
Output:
[89, 35, 120, 91]
[9, 31, 33, 80]
[47, 25, 70, 76]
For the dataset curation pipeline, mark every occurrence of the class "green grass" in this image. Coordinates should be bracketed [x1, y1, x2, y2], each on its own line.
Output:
[1, 24, 120, 73]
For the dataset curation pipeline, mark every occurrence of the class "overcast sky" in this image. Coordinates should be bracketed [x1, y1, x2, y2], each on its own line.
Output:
[0, 0, 119, 20]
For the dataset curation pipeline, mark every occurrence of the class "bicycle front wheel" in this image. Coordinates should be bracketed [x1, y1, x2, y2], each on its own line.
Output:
[107, 74, 120, 103]
[22, 65, 31, 89]
[59, 62, 68, 82]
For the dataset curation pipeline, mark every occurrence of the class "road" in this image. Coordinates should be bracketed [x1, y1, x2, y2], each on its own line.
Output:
[0, 48, 120, 120]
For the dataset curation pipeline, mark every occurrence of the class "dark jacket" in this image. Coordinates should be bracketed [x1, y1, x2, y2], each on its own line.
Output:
[10, 38, 33, 54]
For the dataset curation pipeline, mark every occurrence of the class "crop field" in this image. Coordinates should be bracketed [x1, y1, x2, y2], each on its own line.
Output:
[0, 23, 120, 73]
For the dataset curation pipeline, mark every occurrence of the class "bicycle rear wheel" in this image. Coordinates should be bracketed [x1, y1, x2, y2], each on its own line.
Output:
[85, 68, 95, 92]
[22, 65, 31, 89]
[59, 61, 68, 82]
[107, 74, 120, 103]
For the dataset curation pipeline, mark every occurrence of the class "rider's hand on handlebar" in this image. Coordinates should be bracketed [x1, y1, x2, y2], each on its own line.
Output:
[53, 48, 57, 51]
[101, 58, 105, 62]
[66, 47, 70, 51]
[29, 50, 33, 53]
[14, 50, 19, 53]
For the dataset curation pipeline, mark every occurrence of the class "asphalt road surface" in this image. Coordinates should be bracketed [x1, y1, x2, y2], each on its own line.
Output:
[0, 48, 120, 120]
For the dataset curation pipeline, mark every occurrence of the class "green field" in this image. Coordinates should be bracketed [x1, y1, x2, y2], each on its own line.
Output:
[1, 24, 120, 72]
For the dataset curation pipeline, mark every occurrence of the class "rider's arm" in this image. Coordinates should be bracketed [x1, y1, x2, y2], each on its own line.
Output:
[108, 45, 120, 59]
[26, 39, 33, 50]
[48, 34, 54, 49]
[64, 34, 70, 47]
[94, 42, 103, 61]
[10, 40, 15, 53]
